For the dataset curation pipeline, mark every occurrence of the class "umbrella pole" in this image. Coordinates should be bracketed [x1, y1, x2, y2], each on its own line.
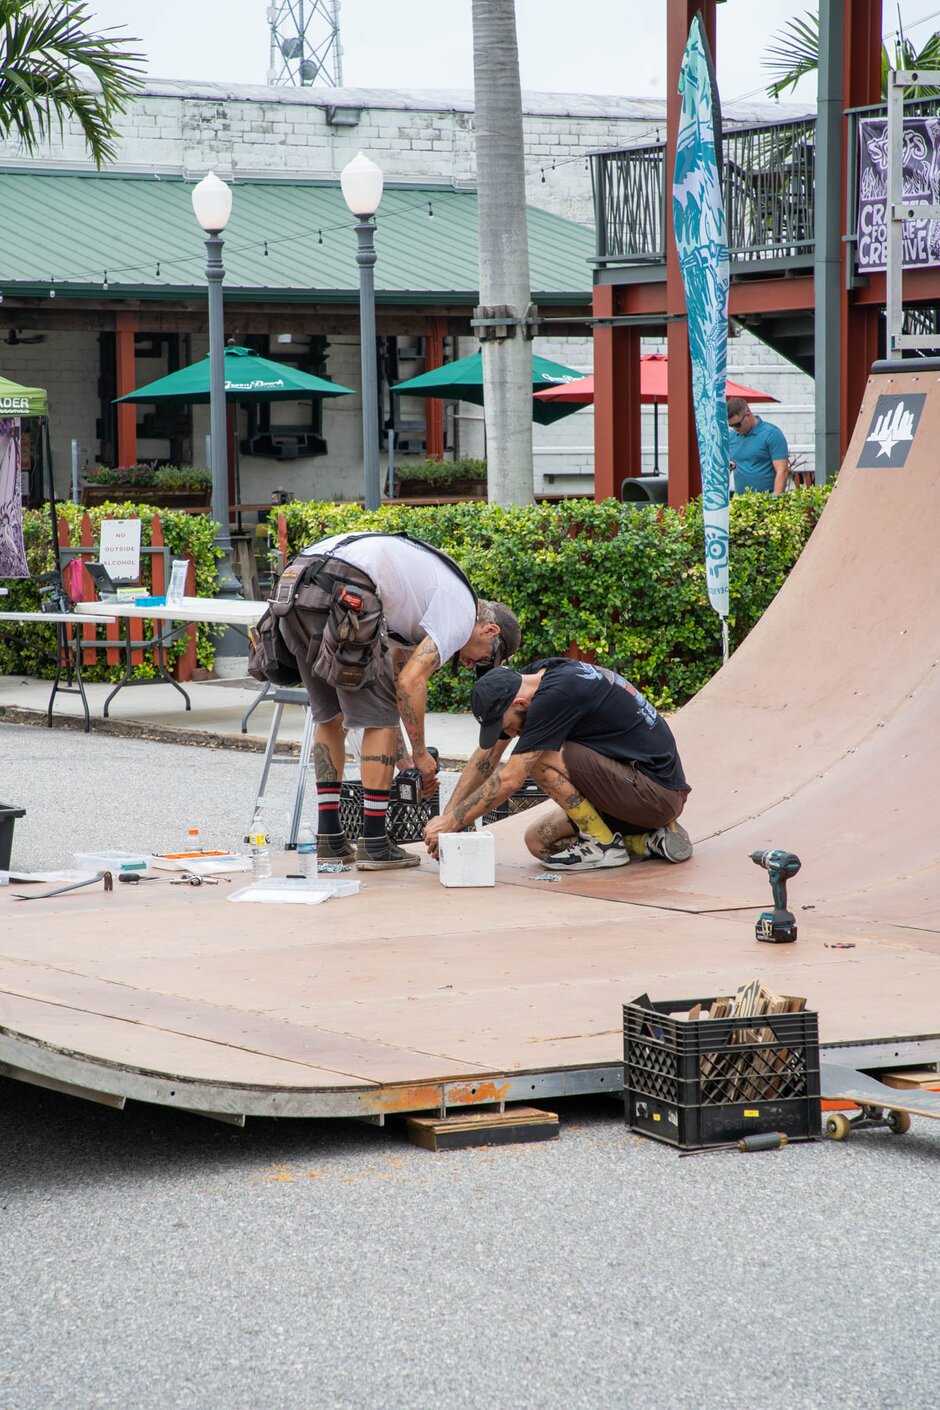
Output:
[653, 403, 660, 474]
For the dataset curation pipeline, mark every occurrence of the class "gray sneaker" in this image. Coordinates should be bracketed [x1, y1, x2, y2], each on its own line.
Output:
[544, 832, 630, 872]
[355, 837, 421, 871]
[316, 832, 354, 866]
[644, 821, 693, 863]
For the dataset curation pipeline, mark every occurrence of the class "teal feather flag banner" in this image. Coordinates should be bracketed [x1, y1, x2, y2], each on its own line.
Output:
[673, 14, 730, 635]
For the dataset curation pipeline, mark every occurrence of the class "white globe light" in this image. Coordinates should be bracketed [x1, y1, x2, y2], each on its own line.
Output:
[192, 171, 233, 232]
[340, 152, 384, 217]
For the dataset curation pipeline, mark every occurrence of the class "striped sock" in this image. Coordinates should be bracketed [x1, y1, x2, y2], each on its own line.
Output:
[362, 787, 391, 840]
[316, 782, 343, 838]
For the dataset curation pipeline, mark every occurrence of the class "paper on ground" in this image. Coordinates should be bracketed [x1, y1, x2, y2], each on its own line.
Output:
[228, 876, 360, 905]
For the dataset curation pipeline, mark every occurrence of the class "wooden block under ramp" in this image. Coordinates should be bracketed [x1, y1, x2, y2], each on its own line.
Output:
[406, 1106, 559, 1152]
[879, 1070, 940, 1091]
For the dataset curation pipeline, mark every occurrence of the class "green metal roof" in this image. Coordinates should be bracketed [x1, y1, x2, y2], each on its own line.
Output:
[0, 170, 593, 305]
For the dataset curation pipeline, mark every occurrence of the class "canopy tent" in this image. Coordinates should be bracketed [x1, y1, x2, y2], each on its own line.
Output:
[389, 350, 587, 426]
[114, 345, 355, 404]
[0, 375, 48, 418]
[0, 374, 50, 579]
[532, 355, 779, 405]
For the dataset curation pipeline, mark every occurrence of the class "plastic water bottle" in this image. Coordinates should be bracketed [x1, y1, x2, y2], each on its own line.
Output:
[249, 830, 272, 880]
[183, 826, 201, 855]
[297, 825, 317, 881]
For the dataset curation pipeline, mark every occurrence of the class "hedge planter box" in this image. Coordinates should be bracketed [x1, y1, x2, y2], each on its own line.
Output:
[395, 479, 487, 499]
[81, 486, 212, 511]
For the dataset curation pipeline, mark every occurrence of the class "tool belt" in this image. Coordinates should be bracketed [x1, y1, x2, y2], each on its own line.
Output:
[258, 544, 388, 691]
[248, 530, 471, 691]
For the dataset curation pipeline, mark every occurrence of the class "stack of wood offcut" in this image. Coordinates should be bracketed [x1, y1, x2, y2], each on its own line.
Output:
[689, 979, 808, 1104]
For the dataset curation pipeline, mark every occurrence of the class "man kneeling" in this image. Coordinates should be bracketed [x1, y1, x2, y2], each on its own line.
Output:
[424, 658, 692, 871]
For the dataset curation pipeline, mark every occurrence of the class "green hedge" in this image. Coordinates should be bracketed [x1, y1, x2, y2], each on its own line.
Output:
[3, 491, 831, 706]
[277, 487, 831, 713]
[0, 503, 221, 681]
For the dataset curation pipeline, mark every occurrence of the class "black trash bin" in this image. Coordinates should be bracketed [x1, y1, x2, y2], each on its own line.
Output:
[621, 474, 669, 505]
[0, 804, 25, 870]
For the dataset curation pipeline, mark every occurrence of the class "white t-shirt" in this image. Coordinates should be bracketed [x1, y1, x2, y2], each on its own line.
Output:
[302, 534, 476, 663]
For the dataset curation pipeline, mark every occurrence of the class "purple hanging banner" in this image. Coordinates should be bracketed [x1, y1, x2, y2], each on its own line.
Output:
[0, 418, 29, 578]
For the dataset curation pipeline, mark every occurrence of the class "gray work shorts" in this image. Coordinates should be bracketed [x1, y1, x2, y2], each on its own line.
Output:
[562, 741, 689, 832]
[296, 638, 412, 730]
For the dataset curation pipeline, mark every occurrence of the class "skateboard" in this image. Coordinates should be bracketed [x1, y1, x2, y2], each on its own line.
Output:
[820, 1063, 940, 1141]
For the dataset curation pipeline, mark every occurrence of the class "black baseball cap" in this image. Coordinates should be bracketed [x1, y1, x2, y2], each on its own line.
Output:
[472, 667, 523, 748]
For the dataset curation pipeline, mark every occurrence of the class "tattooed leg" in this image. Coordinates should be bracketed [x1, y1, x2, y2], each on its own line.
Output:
[524, 806, 577, 861]
[528, 751, 615, 846]
[313, 715, 345, 782]
[360, 726, 398, 791]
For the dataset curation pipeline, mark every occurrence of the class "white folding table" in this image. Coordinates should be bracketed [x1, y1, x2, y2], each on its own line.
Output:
[74, 596, 268, 717]
[0, 609, 118, 731]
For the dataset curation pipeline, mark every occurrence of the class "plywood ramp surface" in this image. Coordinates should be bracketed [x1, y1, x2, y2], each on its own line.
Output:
[2, 366, 939, 1114]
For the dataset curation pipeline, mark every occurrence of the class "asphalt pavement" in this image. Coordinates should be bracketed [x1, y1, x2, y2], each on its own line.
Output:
[2, 720, 939, 1410]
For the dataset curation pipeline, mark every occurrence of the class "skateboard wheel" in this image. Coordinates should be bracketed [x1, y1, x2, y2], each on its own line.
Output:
[886, 1109, 911, 1135]
[825, 1112, 852, 1141]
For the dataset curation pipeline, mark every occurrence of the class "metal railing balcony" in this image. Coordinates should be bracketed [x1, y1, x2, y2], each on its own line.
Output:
[592, 115, 817, 270]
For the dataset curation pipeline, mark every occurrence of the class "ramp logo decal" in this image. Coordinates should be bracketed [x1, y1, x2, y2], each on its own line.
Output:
[858, 393, 925, 468]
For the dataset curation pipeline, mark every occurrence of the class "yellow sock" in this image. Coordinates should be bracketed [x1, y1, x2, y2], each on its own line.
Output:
[566, 799, 615, 845]
[623, 832, 649, 859]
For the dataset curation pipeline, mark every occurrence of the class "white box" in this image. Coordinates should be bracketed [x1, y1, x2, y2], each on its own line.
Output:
[438, 831, 495, 887]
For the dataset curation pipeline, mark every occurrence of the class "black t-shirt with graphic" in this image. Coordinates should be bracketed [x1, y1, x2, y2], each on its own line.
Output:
[515, 658, 689, 793]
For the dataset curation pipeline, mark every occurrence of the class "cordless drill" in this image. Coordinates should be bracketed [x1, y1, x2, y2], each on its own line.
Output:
[396, 746, 439, 807]
[750, 849, 802, 943]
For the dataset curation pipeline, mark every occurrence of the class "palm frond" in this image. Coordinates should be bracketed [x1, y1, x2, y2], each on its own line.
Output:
[763, 11, 819, 100]
[0, 0, 145, 167]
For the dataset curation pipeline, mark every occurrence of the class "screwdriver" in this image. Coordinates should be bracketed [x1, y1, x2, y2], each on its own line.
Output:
[678, 1132, 789, 1158]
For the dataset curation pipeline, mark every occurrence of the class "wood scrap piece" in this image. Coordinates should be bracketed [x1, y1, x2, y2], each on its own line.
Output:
[406, 1106, 559, 1152]
[880, 1070, 940, 1090]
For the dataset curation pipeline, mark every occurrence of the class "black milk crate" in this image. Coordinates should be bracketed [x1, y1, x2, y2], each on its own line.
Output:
[481, 778, 546, 825]
[0, 803, 25, 871]
[339, 781, 438, 845]
[623, 996, 821, 1150]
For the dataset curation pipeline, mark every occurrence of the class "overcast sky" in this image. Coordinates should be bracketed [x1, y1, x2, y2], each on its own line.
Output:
[83, 0, 940, 108]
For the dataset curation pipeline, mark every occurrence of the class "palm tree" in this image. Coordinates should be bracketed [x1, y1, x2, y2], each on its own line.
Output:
[764, 9, 940, 100]
[0, 0, 144, 168]
[471, 0, 534, 506]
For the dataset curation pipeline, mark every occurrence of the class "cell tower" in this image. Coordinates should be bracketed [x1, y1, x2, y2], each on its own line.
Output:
[267, 0, 343, 87]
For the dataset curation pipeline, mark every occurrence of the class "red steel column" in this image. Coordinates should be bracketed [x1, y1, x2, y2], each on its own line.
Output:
[424, 317, 447, 460]
[114, 313, 138, 467]
[593, 284, 641, 501]
[841, 0, 884, 452]
[665, 0, 717, 506]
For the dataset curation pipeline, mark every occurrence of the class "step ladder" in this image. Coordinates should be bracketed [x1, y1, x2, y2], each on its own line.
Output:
[246, 688, 363, 849]
[247, 687, 315, 849]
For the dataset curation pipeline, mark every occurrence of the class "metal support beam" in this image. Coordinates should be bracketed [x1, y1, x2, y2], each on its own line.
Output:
[592, 285, 641, 501]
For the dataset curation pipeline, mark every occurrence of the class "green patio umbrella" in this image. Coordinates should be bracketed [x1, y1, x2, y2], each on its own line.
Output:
[389, 350, 587, 426]
[115, 345, 354, 404]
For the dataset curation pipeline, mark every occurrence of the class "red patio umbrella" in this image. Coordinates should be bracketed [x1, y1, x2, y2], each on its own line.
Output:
[532, 354, 779, 405]
[534, 355, 778, 475]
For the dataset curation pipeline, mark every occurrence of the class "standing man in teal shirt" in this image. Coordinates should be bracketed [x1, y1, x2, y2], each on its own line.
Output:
[727, 396, 790, 494]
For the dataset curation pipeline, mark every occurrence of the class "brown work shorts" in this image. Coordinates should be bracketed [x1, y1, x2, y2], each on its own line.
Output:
[296, 638, 412, 730]
[561, 741, 689, 833]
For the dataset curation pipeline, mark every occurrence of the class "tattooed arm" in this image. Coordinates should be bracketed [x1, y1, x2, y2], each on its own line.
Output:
[424, 749, 540, 856]
[445, 740, 512, 811]
[396, 635, 441, 790]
